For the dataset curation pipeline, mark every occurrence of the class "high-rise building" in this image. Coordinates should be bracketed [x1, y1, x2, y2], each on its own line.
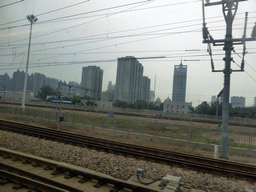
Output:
[164, 61, 191, 114]
[254, 97, 256, 107]
[211, 95, 217, 103]
[81, 66, 103, 99]
[115, 56, 143, 103]
[27, 74, 34, 92]
[33, 73, 46, 93]
[45, 77, 59, 90]
[141, 76, 150, 102]
[172, 61, 187, 102]
[231, 96, 245, 108]
[149, 90, 155, 102]
[0, 73, 10, 88]
[12, 69, 25, 91]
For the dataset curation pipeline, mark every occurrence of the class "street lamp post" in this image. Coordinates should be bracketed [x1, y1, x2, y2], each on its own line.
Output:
[21, 15, 37, 111]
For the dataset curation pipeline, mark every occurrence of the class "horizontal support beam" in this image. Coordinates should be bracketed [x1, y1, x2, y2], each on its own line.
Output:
[205, 0, 247, 7]
[212, 69, 244, 73]
[203, 37, 256, 44]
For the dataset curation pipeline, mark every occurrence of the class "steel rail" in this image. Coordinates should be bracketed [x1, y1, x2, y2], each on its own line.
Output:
[1, 119, 256, 181]
[0, 148, 161, 192]
[0, 169, 70, 192]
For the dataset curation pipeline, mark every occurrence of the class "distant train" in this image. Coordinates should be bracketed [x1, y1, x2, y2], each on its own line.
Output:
[50, 100, 72, 104]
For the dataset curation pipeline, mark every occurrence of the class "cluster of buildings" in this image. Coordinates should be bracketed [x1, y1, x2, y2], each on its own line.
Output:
[0, 70, 59, 101]
[0, 70, 59, 93]
[0, 56, 194, 113]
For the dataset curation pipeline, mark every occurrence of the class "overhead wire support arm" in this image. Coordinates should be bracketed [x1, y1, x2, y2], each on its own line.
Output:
[202, 0, 216, 72]
[241, 12, 248, 71]
[205, 0, 247, 6]
[201, 0, 256, 160]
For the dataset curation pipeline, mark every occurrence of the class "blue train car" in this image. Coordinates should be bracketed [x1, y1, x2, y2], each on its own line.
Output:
[50, 100, 72, 104]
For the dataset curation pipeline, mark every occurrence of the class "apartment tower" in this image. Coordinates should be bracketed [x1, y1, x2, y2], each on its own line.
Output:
[115, 56, 143, 103]
[81, 66, 103, 99]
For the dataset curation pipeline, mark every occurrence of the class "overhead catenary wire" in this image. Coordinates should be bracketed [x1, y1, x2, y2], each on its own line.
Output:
[0, 2, 255, 70]
[233, 60, 256, 83]
[0, 26, 253, 65]
[0, 0, 90, 27]
[0, 0, 153, 44]
[0, 0, 23, 9]
[1, 47, 256, 57]
[0, 15, 254, 53]
[0, 2, 255, 45]
[1, 16, 254, 48]
[22, 26, 253, 62]
[232, 49, 256, 73]
[1, 51, 256, 68]
[0, 0, 201, 28]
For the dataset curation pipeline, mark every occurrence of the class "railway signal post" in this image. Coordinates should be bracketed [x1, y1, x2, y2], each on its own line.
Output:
[202, 0, 256, 159]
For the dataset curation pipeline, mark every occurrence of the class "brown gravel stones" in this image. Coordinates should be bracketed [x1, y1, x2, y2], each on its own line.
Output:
[0, 130, 255, 191]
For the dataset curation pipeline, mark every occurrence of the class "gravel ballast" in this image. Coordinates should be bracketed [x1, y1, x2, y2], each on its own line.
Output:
[0, 130, 255, 191]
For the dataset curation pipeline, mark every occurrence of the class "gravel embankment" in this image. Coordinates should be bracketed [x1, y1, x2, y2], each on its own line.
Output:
[0, 130, 255, 192]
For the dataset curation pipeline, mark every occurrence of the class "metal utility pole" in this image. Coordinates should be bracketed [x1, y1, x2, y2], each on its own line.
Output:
[216, 88, 224, 120]
[0, 85, 6, 103]
[21, 15, 38, 111]
[202, 0, 255, 159]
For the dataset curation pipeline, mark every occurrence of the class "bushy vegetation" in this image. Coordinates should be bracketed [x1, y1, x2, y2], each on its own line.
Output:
[114, 100, 163, 110]
[193, 101, 256, 119]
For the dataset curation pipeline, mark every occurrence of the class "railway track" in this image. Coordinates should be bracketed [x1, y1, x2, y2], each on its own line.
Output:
[1, 119, 256, 182]
[1, 101, 256, 128]
[0, 147, 163, 192]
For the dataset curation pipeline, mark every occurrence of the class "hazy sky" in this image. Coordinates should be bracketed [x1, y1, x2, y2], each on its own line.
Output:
[0, 0, 255, 106]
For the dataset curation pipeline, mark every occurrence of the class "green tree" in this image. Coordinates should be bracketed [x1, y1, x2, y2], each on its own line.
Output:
[37, 85, 58, 100]
[133, 100, 147, 109]
[195, 101, 210, 115]
[72, 96, 81, 105]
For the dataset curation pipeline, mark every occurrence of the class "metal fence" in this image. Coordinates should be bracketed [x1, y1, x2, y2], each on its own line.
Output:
[0, 106, 255, 151]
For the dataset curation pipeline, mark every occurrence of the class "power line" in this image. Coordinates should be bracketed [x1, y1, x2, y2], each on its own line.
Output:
[0, 10, 254, 51]
[233, 60, 256, 82]
[0, 0, 153, 48]
[24, 27, 252, 62]
[233, 49, 256, 73]
[1, 47, 256, 57]
[37, 0, 90, 17]
[0, 0, 90, 27]
[0, 23, 252, 50]
[2, 51, 256, 67]
[0, 15, 253, 50]
[0, 26, 251, 63]
[0, 0, 23, 9]
[0, 0, 201, 28]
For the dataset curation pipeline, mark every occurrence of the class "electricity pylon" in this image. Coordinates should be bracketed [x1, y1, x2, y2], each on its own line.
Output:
[202, 0, 256, 159]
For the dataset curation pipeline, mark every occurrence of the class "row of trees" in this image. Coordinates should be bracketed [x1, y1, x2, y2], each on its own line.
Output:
[36, 86, 256, 119]
[114, 100, 163, 110]
[194, 101, 256, 119]
[36, 86, 164, 110]
[37, 85, 96, 106]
